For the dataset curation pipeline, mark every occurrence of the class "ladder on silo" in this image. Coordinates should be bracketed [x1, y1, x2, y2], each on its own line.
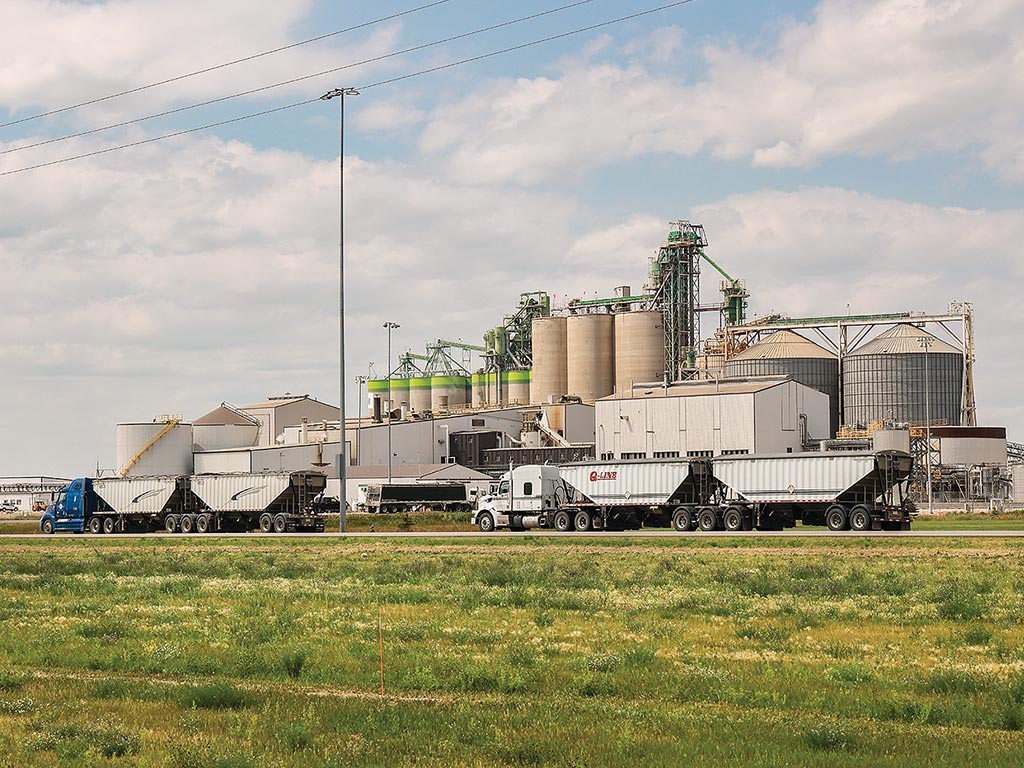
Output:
[118, 418, 182, 478]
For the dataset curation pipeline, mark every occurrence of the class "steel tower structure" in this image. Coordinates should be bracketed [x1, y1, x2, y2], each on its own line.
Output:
[647, 221, 707, 380]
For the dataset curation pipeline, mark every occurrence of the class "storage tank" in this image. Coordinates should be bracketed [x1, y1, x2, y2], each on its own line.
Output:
[431, 375, 469, 412]
[116, 419, 194, 477]
[388, 378, 410, 412]
[408, 376, 433, 413]
[193, 423, 259, 452]
[367, 379, 390, 412]
[505, 370, 531, 405]
[566, 313, 615, 402]
[725, 330, 840, 438]
[843, 325, 963, 427]
[471, 373, 487, 408]
[614, 311, 665, 397]
[873, 428, 911, 454]
[531, 316, 568, 404]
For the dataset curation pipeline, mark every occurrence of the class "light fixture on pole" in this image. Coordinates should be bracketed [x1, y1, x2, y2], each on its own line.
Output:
[320, 86, 359, 534]
[384, 322, 400, 483]
[918, 335, 934, 515]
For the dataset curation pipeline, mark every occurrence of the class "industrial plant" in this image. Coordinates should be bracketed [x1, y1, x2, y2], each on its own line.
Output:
[86, 220, 1021, 514]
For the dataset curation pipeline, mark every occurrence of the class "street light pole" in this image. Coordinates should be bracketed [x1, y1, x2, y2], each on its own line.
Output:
[918, 336, 934, 515]
[320, 86, 359, 534]
[384, 322, 400, 483]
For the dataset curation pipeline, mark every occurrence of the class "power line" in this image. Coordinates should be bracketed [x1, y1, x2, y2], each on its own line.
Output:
[0, 0, 454, 130]
[0, 0, 699, 178]
[0, 0, 599, 158]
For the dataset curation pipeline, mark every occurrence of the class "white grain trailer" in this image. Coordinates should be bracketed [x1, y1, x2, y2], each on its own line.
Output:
[187, 471, 327, 533]
[708, 450, 913, 532]
[88, 476, 194, 534]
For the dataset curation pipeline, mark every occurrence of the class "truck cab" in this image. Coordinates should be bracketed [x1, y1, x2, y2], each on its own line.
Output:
[471, 465, 565, 532]
[39, 478, 94, 534]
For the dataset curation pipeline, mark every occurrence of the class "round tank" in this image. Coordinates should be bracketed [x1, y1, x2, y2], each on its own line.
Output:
[843, 325, 963, 428]
[505, 370, 531, 405]
[116, 420, 194, 477]
[725, 329, 840, 438]
[387, 378, 410, 412]
[193, 423, 259, 452]
[873, 428, 911, 454]
[431, 375, 469, 412]
[566, 313, 615, 402]
[367, 379, 390, 413]
[471, 373, 487, 408]
[614, 311, 665, 396]
[531, 316, 568, 404]
[408, 376, 433, 413]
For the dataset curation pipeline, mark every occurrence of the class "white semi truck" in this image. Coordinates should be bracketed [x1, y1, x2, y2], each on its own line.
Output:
[471, 451, 913, 533]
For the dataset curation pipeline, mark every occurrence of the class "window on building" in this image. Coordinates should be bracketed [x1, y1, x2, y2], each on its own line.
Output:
[600, 452, 614, 461]
[621, 452, 646, 460]
[720, 449, 749, 456]
[472, 418, 485, 427]
[653, 451, 680, 459]
[687, 450, 713, 458]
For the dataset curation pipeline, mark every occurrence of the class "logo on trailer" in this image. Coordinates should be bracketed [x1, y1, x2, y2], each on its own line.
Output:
[589, 471, 617, 482]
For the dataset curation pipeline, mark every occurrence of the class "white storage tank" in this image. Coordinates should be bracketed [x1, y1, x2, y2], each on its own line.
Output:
[505, 370, 531, 405]
[614, 310, 665, 397]
[408, 376, 433, 413]
[567, 313, 615, 402]
[471, 373, 487, 408]
[116, 419, 194, 477]
[431, 375, 469, 412]
[873, 428, 911, 454]
[531, 316, 568, 404]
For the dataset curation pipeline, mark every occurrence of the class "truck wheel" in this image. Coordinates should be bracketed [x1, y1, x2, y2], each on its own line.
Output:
[672, 507, 694, 532]
[259, 513, 273, 533]
[723, 507, 743, 532]
[573, 510, 592, 532]
[164, 515, 178, 533]
[41, 519, 55, 535]
[477, 513, 495, 533]
[697, 508, 718, 532]
[102, 517, 116, 535]
[88, 517, 102, 534]
[825, 505, 848, 531]
[180, 515, 195, 534]
[273, 513, 288, 534]
[196, 514, 211, 534]
[553, 510, 572, 532]
[849, 505, 872, 532]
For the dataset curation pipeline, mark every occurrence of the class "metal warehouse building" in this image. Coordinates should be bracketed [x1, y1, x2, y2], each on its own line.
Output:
[595, 377, 830, 460]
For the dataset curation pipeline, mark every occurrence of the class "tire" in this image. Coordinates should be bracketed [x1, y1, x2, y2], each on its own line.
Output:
[849, 505, 872, 532]
[672, 507, 693, 532]
[102, 516, 116, 534]
[41, 519, 54, 535]
[553, 510, 572, 532]
[273, 513, 288, 534]
[259, 513, 273, 533]
[723, 507, 743, 532]
[573, 510, 592, 532]
[88, 516, 102, 535]
[196, 514, 211, 534]
[825, 505, 848, 532]
[477, 512, 495, 533]
[179, 515, 195, 534]
[697, 508, 718, 532]
[164, 515, 178, 533]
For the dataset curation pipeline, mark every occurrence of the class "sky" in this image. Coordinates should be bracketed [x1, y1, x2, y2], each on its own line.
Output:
[1, 0, 1022, 477]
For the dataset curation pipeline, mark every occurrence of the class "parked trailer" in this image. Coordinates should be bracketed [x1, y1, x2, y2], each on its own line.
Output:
[710, 450, 912, 532]
[471, 451, 912, 533]
[361, 483, 475, 514]
[39, 471, 327, 534]
[472, 459, 714, 532]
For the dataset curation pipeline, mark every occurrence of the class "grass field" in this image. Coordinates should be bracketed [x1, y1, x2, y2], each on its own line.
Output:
[1, 537, 1024, 766]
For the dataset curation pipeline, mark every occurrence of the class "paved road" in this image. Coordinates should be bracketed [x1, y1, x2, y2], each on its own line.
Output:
[2, 530, 1024, 539]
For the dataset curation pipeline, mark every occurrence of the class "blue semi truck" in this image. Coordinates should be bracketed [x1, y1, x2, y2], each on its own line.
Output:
[39, 471, 327, 534]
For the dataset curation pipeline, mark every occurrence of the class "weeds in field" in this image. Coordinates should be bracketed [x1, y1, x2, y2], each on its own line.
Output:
[180, 682, 249, 710]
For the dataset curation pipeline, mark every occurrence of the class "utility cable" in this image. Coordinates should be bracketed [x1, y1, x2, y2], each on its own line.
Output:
[0, 0, 454, 129]
[0, 0, 599, 157]
[0, 0, 698, 178]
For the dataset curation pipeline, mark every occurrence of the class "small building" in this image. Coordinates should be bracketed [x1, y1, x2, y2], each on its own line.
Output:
[0, 477, 71, 515]
[236, 395, 339, 447]
[595, 377, 830, 459]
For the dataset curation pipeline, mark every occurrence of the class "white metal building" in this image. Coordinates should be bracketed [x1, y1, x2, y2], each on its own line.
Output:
[0, 477, 71, 514]
[236, 395, 339, 447]
[595, 377, 830, 459]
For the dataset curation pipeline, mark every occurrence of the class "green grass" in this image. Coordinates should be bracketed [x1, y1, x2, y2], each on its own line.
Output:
[1, 537, 1023, 765]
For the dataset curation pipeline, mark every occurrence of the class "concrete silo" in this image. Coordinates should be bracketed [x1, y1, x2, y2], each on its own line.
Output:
[408, 376, 433, 413]
[613, 311, 665, 397]
[725, 329, 840, 438]
[843, 324, 963, 427]
[566, 313, 615, 402]
[530, 316, 568, 404]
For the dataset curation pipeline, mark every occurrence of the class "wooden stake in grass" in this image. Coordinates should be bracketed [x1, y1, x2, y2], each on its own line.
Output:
[378, 607, 385, 696]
